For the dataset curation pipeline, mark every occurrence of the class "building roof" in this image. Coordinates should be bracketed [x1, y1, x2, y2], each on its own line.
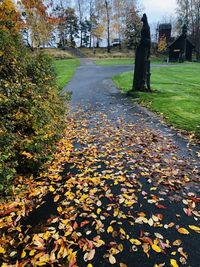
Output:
[168, 35, 195, 49]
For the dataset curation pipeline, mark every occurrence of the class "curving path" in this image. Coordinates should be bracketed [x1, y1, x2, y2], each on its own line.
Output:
[62, 58, 200, 267]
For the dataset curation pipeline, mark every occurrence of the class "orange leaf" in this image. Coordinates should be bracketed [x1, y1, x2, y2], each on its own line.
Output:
[156, 204, 166, 209]
[177, 228, 189, 235]
[80, 221, 90, 227]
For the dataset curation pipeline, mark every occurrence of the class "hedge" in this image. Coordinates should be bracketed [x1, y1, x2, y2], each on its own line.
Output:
[0, 30, 65, 192]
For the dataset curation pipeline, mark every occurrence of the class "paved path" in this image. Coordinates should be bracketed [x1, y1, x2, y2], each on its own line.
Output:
[63, 58, 200, 267]
[65, 59, 200, 267]
[65, 59, 199, 160]
[1, 59, 200, 267]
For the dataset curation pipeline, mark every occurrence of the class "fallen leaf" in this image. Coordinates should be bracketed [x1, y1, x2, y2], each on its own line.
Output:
[170, 259, 179, 267]
[173, 240, 182, 246]
[107, 226, 113, 233]
[130, 239, 141, 245]
[152, 244, 162, 253]
[154, 233, 163, 239]
[0, 247, 6, 254]
[96, 200, 102, 207]
[109, 254, 116, 264]
[188, 225, 200, 233]
[156, 204, 167, 209]
[178, 228, 189, 235]
[87, 249, 95, 261]
[49, 185, 55, 192]
[21, 250, 26, 258]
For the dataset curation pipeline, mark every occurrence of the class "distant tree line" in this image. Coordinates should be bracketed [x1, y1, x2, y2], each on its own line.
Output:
[53, 0, 142, 52]
[8, 0, 142, 52]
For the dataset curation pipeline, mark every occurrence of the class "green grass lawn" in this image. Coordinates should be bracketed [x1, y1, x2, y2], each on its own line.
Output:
[113, 64, 200, 137]
[53, 59, 80, 89]
[95, 56, 167, 66]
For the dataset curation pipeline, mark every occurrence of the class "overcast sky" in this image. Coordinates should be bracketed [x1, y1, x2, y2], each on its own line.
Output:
[141, 0, 177, 24]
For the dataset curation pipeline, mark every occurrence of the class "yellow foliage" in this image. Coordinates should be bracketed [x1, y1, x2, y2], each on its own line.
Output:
[158, 36, 168, 52]
[0, 0, 22, 33]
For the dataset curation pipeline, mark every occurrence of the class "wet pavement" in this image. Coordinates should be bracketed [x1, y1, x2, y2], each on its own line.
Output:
[61, 58, 200, 267]
[64, 58, 199, 161]
[1, 59, 200, 267]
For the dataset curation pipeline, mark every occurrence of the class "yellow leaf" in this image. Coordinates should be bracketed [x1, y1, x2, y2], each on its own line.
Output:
[113, 209, 119, 217]
[87, 264, 93, 267]
[57, 206, 62, 213]
[173, 240, 182, 246]
[119, 228, 126, 236]
[107, 226, 113, 233]
[109, 254, 116, 264]
[29, 250, 36, 256]
[21, 250, 26, 258]
[152, 244, 162, 253]
[97, 208, 101, 214]
[49, 185, 55, 192]
[95, 239, 105, 247]
[170, 259, 179, 267]
[130, 239, 141, 245]
[188, 225, 200, 233]
[178, 228, 189, 235]
[0, 247, 6, 254]
[36, 261, 46, 266]
[118, 243, 124, 252]
[43, 231, 51, 240]
[120, 264, 128, 267]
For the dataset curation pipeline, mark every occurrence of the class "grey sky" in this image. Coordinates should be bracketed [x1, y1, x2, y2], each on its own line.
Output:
[141, 0, 177, 23]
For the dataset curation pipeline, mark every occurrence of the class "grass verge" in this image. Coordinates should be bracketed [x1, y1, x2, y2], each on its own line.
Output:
[95, 56, 168, 66]
[113, 63, 200, 138]
[95, 58, 134, 65]
[54, 59, 80, 89]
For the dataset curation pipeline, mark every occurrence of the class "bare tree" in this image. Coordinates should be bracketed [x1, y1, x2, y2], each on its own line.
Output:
[176, 0, 200, 59]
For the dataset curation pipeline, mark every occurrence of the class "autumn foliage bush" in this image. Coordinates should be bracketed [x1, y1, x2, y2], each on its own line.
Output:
[0, 30, 65, 192]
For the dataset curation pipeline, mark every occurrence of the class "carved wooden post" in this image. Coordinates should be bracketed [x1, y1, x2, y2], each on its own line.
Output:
[132, 14, 151, 92]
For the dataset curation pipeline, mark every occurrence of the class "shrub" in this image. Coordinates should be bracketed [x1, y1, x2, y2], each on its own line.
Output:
[0, 30, 65, 192]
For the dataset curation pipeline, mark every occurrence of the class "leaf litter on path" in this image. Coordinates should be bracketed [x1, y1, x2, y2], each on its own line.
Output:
[0, 109, 199, 267]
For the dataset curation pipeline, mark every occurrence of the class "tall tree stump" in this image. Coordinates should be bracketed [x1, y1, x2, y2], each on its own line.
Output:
[132, 14, 151, 92]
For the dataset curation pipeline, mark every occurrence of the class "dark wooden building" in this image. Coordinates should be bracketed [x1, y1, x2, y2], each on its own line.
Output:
[168, 25, 195, 62]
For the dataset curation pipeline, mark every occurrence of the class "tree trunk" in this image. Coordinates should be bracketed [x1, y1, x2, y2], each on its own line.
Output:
[80, 30, 83, 47]
[105, 0, 111, 53]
